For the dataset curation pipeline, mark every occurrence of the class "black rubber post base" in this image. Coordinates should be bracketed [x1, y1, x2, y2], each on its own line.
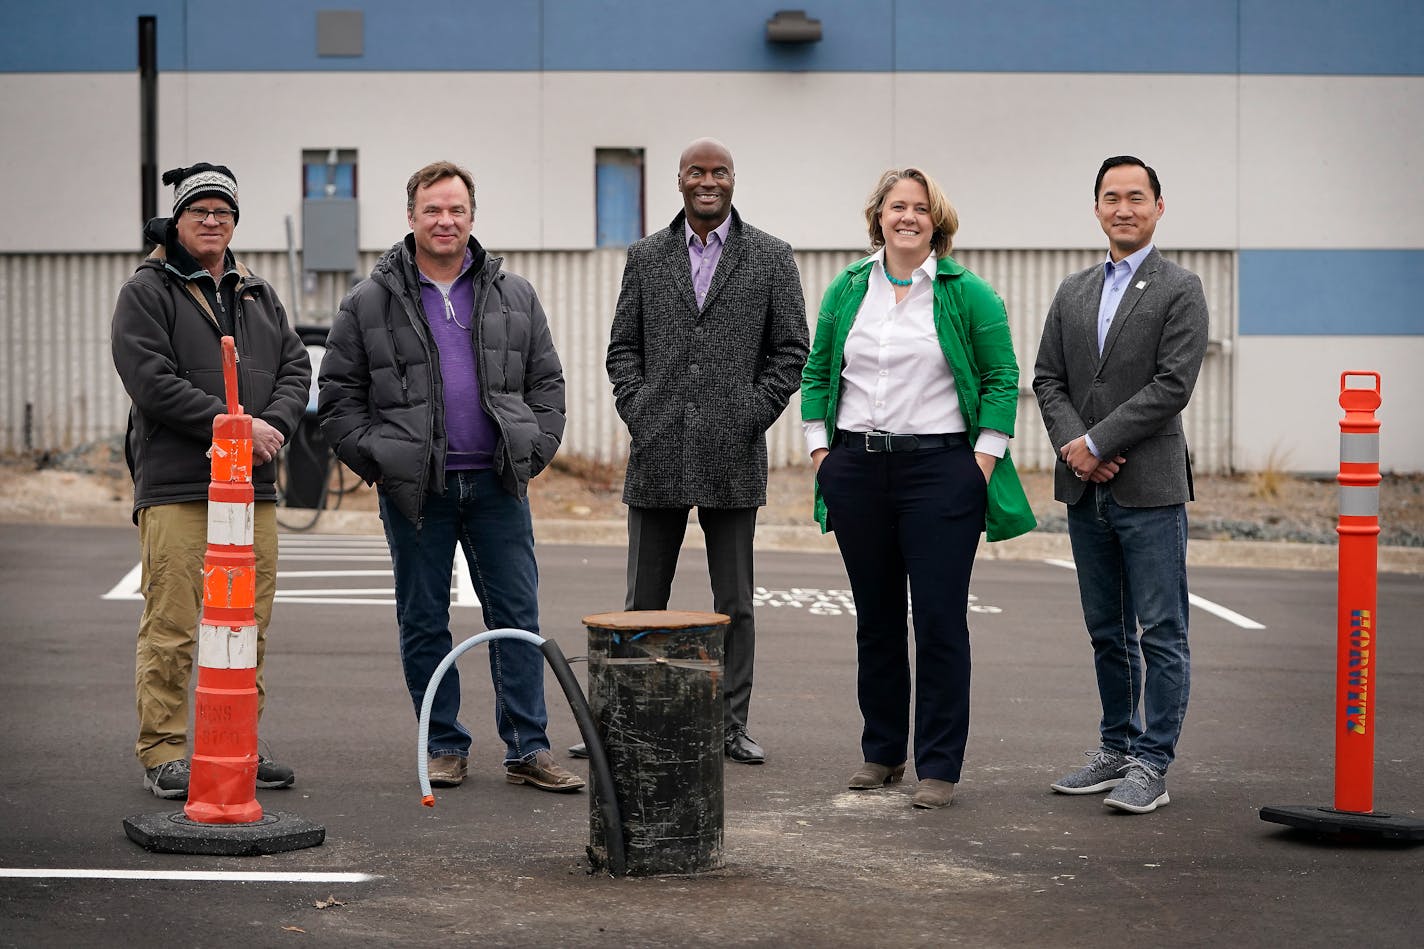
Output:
[123, 810, 325, 856]
[1260, 804, 1424, 842]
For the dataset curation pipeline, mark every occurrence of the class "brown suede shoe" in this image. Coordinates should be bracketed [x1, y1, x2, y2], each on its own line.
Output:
[912, 778, 956, 809]
[847, 762, 907, 790]
[506, 749, 586, 793]
[428, 754, 468, 788]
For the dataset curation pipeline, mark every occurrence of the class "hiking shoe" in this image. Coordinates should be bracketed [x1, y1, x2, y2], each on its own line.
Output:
[1050, 748, 1129, 794]
[1104, 759, 1170, 814]
[428, 755, 468, 788]
[256, 755, 295, 789]
[506, 749, 585, 793]
[143, 759, 190, 800]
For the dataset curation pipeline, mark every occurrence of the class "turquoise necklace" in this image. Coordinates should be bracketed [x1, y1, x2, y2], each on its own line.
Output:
[884, 266, 913, 287]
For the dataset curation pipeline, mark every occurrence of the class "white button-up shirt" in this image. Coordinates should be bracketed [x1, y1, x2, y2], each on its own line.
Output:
[803, 249, 1008, 458]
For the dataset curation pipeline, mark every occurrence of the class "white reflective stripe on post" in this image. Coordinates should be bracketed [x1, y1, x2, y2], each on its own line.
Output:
[1339, 433, 1380, 464]
[1339, 485, 1380, 517]
[198, 623, 258, 669]
[207, 501, 254, 547]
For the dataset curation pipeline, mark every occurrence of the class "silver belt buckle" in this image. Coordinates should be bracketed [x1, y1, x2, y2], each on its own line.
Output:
[865, 431, 890, 452]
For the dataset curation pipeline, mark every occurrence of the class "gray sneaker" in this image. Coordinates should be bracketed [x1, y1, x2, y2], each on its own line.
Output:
[1104, 759, 1169, 813]
[143, 759, 190, 800]
[1050, 748, 1129, 794]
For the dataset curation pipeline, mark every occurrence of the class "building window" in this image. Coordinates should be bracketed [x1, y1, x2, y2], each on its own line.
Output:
[302, 148, 358, 199]
[595, 148, 645, 247]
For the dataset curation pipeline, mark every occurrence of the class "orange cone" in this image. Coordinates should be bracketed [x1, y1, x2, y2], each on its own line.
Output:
[184, 336, 262, 824]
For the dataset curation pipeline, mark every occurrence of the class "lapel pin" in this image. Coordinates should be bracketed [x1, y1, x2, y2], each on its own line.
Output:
[1135, 280, 1147, 290]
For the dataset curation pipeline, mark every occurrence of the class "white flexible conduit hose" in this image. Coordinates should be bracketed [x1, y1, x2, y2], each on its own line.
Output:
[415, 627, 627, 875]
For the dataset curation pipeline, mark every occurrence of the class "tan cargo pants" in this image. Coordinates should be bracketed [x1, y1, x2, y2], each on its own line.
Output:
[134, 500, 277, 768]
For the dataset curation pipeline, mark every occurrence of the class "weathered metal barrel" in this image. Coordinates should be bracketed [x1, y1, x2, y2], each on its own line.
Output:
[584, 610, 727, 876]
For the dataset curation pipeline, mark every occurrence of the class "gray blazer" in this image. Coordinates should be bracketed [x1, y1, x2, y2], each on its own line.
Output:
[606, 209, 808, 508]
[1032, 247, 1209, 507]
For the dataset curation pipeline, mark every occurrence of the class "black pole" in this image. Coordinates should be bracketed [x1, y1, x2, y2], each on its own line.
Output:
[138, 16, 158, 240]
[539, 639, 627, 877]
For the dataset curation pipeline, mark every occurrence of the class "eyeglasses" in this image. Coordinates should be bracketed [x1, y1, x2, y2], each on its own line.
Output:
[182, 207, 236, 223]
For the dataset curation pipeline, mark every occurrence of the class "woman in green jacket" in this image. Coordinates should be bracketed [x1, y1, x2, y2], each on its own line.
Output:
[800, 167, 1035, 809]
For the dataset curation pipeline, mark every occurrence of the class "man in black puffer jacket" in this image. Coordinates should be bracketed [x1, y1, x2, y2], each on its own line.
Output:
[111, 163, 310, 800]
[319, 161, 581, 794]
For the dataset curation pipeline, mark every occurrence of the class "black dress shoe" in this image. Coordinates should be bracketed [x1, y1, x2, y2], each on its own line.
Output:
[567, 742, 589, 759]
[725, 729, 766, 764]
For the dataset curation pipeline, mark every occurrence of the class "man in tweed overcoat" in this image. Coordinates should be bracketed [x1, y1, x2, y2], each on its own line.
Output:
[603, 138, 809, 764]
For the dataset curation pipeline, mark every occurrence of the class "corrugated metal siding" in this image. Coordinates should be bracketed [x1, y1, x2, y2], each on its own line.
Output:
[0, 248, 1235, 473]
[0, 254, 136, 452]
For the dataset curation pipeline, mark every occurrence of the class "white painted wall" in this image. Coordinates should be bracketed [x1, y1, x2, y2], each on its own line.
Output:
[1239, 76, 1424, 249]
[1233, 337, 1423, 473]
[8, 71, 1418, 253]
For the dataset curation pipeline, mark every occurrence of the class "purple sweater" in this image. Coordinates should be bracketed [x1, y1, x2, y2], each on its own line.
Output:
[419, 251, 498, 470]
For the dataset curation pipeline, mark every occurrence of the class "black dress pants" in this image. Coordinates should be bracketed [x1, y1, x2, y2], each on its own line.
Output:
[626, 505, 758, 733]
[816, 436, 987, 783]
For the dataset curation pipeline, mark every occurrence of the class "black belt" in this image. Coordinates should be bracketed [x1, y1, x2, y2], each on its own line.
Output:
[840, 431, 968, 453]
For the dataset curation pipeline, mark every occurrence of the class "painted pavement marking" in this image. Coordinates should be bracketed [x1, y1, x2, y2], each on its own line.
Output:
[103, 534, 478, 608]
[1043, 559, 1265, 629]
[0, 868, 376, 883]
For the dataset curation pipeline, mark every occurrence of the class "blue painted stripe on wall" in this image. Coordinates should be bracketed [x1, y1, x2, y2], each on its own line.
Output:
[1241, 0, 1424, 76]
[895, 0, 1240, 74]
[1239, 251, 1424, 336]
[187, 0, 541, 72]
[2, 0, 1421, 75]
[0, 0, 189, 72]
[543, 0, 892, 72]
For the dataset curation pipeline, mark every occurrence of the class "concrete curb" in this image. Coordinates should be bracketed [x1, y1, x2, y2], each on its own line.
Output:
[289, 509, 1424, 575]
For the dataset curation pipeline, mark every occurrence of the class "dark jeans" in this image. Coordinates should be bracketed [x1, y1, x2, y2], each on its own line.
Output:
[1066, 485, 1191, 774]
[816, 437, 986, 783]
[626, 505, 758, 733]
[379, 470, 549, 765]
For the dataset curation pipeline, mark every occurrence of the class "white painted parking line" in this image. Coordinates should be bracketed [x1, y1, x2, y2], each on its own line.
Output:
[1043, 559, 1266, 630]
[103, 563, 142, 600]
[103, 534, 478, 609]
[0, 868, 376, 882]
[1185, 594, 1267, 630]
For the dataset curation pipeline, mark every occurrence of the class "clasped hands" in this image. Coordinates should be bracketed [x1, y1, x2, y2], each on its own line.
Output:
[1061, 435, 1124, 483]
[251, 418, 285, 466]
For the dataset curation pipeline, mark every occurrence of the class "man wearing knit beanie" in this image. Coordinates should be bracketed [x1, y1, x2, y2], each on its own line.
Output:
[112, 162, 311, 799]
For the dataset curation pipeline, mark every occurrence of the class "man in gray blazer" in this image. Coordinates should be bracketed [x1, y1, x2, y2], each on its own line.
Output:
[1033, 156, 1209, 814]
[599, 137, 809, 764]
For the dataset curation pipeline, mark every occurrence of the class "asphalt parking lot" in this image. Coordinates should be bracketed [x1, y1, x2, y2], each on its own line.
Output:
[2, 523, 1422, 948]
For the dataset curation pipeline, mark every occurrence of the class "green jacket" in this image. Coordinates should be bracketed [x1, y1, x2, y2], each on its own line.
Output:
[800, 254, 1037, 542]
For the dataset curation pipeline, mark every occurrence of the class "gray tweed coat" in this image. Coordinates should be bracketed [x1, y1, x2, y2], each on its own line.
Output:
[606, 209, 808, 508]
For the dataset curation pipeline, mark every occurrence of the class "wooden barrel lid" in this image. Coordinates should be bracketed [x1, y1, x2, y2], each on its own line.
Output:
[582, 609, 730, 630]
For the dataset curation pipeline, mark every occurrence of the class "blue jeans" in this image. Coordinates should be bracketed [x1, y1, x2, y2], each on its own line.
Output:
[379, 470, 549, 765]
[1066, 485, 1190, 774]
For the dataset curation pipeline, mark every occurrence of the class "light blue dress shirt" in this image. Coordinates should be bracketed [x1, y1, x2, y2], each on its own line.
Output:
[1086, 243, 1153, 459]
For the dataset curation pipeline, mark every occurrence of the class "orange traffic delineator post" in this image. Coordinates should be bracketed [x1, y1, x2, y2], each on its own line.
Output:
[124, 337, 324, 855]
[1261, 372, 1424, 842]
